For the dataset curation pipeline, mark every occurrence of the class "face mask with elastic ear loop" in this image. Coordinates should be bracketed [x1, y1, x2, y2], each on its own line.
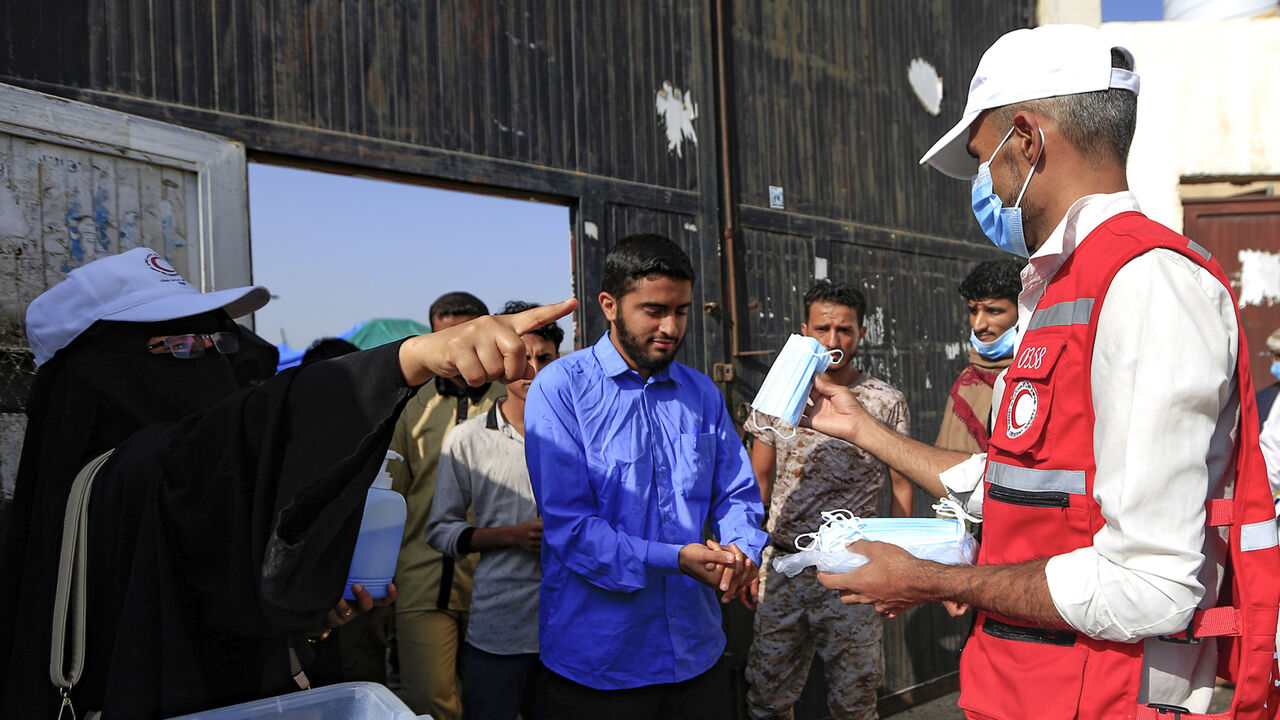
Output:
[971, 125, 1045, 258]
[747, 334, 843, 438]
[771, 496, 982, 577]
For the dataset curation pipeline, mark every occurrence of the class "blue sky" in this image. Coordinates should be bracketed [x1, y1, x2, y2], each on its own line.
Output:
[1102, 0, 1165, 21]
[248, 163, 574, 350]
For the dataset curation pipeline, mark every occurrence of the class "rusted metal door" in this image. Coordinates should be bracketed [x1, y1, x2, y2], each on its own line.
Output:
[1182, 195, 1280, 397]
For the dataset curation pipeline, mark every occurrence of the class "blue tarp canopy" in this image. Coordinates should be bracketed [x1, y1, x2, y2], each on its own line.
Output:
[276, 318, 431, 371]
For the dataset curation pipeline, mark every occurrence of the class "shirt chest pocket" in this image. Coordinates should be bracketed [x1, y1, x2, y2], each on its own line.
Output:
[674, 432, 716, 501]
[993, 335, 1066, 456]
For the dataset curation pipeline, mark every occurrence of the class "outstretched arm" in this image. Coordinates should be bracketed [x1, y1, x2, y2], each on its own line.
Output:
[817, 540, 1065, 628]
[397, 299, 578, 387]
[803, 374, 966, 499]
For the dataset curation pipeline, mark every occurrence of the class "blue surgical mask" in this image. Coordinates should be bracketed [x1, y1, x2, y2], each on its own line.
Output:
[969, 326, 1017, 360]
[772, 498, 981, 577]
[971, 125, 1044, 258]
[748, 334, 842, 434]
[1271, 360, 1280, 383]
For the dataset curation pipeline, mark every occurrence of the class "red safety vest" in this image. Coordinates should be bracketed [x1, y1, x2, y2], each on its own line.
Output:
[958, 212, 1280, 719]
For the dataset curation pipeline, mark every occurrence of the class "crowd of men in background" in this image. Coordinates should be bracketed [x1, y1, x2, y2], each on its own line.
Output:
[294, 238, 1017, 720]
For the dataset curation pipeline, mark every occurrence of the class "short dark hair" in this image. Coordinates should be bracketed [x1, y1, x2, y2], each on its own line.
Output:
[501, 300, 565, 348]
[958, 259, 1023, 303]
[429, 291, 488, 326]
[301, 337, 360, 365]
[601, 233, 695, 299]
[803, 280, 867, 327]
[990, 48, 1137, 168]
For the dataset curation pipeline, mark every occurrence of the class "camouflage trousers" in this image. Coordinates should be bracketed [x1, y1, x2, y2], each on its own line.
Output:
[744, 546, 883, 720]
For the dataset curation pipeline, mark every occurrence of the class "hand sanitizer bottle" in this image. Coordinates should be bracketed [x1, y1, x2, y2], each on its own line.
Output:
[344, 450, 406, 600]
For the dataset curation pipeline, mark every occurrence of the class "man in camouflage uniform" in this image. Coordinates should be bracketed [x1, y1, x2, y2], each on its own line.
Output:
[745, 281, 912, 720]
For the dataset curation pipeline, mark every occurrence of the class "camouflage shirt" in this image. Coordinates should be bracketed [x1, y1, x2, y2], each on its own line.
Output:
[749, 373, 910, 551]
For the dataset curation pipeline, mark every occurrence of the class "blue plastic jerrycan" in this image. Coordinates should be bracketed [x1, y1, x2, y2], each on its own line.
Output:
[344, 450, 406, 600]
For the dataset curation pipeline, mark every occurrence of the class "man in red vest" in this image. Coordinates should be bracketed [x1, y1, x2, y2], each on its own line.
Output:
[803, 24, 1280, 719]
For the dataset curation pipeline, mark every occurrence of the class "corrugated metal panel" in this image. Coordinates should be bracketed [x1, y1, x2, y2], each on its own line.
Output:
[56, 0, 708, 192]
[728, 0, 1030, 238]
[738, 227, 817, 356]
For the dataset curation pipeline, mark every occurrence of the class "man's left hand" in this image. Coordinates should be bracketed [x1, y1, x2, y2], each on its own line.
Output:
[707, 539, 758, 605]
[816, 540, 930, 618]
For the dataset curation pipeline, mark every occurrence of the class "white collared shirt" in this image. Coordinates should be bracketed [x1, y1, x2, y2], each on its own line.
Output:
[940, 191, 1239, 711]
[427, 400, 541, 655]
[1258, 388, 1280, 506]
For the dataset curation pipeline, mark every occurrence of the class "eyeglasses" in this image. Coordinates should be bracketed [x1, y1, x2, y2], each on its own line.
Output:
[146, 332, 240, 359]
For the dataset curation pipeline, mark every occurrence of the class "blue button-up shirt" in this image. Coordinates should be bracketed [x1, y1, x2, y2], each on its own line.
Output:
[525, 332, 767, 690]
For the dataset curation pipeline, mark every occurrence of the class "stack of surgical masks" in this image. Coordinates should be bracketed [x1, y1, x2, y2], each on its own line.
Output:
[772, 498, 980, 577]
[749, 334, 842, 430]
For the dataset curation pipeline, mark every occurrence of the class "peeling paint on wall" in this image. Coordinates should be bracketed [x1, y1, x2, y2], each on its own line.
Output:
[1237, 248, 1280, 308]
[863, 307, 885, 346]
[493, 119, 526, 138]
[0, 186, 27, 237]
[814, 256, 828, 280]
[944, 342, 964, 360]
[907, 58, 943, 116]
[583, 221, 599, 240]
[655, 81, 698, 158]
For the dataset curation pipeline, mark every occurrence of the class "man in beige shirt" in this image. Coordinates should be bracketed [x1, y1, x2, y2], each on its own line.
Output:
[389, 291, 505, 720]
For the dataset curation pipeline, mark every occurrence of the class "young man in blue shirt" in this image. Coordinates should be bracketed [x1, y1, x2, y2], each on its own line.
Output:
[525, 233, 767, 719]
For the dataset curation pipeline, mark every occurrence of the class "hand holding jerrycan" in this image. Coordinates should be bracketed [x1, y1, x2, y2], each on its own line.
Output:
[344, 450, 406, 600]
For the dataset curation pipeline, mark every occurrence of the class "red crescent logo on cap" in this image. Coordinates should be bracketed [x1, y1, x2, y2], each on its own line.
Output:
[145, 252, 179, 276]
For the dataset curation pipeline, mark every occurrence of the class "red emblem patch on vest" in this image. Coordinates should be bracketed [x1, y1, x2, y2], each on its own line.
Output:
[1006, 381, 1038, 438]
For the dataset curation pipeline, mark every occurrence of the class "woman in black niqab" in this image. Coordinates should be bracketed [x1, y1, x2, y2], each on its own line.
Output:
[0, 310, 415, 718]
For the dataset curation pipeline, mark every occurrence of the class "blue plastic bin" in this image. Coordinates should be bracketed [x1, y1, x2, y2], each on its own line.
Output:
[169, 682, 431, 720]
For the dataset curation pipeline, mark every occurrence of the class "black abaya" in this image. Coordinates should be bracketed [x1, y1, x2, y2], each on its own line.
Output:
[0, 316, 415, 719]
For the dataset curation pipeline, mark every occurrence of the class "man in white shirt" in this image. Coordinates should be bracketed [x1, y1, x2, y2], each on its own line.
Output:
[804, 24, 1279, 719]
[426, 301, 561, 720]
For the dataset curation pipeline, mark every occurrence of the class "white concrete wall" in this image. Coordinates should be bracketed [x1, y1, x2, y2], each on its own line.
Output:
[1038, 0, 1102, 26]
[1099, 18, 1280, 231]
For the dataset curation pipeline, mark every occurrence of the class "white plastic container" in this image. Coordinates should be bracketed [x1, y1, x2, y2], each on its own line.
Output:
[168, 681, 431, 719]
[344, 451, 407, 600]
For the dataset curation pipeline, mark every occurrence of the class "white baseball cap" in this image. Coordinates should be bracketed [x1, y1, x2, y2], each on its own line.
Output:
[919, 24, 1140, 180]
[26, 248, 271, 366]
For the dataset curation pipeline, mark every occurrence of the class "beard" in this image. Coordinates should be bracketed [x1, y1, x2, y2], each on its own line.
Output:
[615, 311, 683, 374]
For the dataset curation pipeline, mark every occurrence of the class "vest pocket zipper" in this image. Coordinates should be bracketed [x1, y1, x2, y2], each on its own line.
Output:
[982, 617, 1077, 646]
[988, 484, 1069, 508]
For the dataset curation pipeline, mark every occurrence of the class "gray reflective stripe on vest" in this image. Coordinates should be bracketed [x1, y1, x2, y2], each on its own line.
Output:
[1241, 519, 1279, 552]
[985, 461, 1087, 495]
[1186, 239, 1211, 262]
[1028, 298, 1095, 331]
